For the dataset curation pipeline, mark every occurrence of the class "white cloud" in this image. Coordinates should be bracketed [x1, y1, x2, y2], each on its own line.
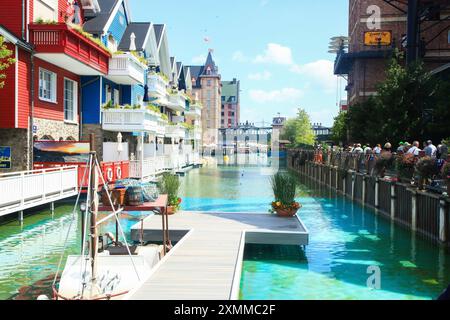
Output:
[254, 43, 293, 65]
[290, 60, 337, 93]
[248, 71, 272, 81]
[191, 54, 206, 64]
[232, 51, 247, 62]
[249, 88, 303, 104]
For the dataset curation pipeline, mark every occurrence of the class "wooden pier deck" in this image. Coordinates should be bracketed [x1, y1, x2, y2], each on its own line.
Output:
[125, 211, 308, 300]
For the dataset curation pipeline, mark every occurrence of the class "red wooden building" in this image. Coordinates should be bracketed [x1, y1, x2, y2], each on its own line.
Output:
[0, 0, 110, 172]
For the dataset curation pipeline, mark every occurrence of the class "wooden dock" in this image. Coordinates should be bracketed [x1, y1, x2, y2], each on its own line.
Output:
[125, 211, 308, 300]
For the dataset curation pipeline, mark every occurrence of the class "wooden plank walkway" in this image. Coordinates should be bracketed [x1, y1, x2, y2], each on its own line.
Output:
[126, 212, 308, 300]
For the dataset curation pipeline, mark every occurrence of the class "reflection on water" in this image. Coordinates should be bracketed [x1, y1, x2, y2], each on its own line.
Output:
[240, 177, 450, 300]
[0, 205, 151, 300]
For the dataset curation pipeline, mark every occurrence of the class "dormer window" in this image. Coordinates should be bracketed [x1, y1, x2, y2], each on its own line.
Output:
[206, 66, 212, 75]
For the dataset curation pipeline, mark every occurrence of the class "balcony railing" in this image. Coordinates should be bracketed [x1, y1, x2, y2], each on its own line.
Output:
[108, 53, 147, 85]
[148, 73, 169, 99]
[102, 108, 160, 133]
[165, 124, 186, 139]
[29, 23, 111, 75]
[167, 93, 186, 112]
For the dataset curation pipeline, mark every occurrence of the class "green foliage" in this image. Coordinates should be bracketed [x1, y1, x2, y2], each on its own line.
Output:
[70, 24, 112, 54]
[270, 172, 297, 206]
[161, 114, 169, 121]
[158, 173, 181, 207]
[0, 36, 16, 89]
[331, 111, 348, 144]
[102, 100, 113, 109]
[147, 104, 162, 114]
[281, 109, 315, 147]
[34, 18, 58, 24]
[335, 55, 450, 145]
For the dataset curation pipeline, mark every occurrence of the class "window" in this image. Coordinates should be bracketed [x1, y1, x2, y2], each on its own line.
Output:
[39, 68, 57, 103]
[64, 78, 78, 122]
[207, 80, 212, 86]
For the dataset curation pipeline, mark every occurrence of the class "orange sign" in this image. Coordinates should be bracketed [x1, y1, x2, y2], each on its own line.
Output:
[364, 31, 392, 46]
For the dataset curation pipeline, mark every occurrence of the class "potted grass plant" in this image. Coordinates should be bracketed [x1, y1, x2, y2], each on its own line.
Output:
[270, 172, 302, 217]
[158, 173, 182, 215]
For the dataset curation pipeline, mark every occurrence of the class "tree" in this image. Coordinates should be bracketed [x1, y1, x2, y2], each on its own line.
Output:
[331, 111, 348, 145]
[281, 108, 315, 147]
[0, 36, 15, 89]
[333, 54, 450, 146]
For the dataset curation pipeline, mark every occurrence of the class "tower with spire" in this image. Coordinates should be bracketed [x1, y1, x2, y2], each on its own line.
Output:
[186, 50, 222, 147]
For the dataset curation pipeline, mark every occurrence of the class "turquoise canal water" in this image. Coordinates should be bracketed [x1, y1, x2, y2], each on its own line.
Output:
[0, 160, 449, 300]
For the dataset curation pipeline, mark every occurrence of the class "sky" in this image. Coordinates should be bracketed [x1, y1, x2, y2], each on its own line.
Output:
[130, 0, 348, 127]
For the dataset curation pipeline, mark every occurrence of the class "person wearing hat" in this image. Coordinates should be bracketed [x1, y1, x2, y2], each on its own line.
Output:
[397, 142, 406, 153]
[384, 142, 392, 152]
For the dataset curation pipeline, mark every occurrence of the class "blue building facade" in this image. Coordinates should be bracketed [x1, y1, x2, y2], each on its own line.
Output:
[81, 0, 147, 125]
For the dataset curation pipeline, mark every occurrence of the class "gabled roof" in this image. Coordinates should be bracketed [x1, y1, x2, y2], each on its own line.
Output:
[153, 24, 165, 50]
[118, 22, 152, 51]
[170, 57, 176, 69]
[176, 62, 183, 78]
[185, 65, 204, 88]
[83, 0, 119, 34]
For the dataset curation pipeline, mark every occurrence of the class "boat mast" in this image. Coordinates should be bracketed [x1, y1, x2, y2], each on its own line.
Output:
[89, 134, 99, 285]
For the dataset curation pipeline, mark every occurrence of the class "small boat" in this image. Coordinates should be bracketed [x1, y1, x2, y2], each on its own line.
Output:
[48, 138, 169, 300]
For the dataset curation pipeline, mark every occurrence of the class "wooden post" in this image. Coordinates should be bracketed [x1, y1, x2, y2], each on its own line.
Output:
[18, 210, 24, 223]
[335, 167, 338, 190]
[343, 171, 346, 195]
[411, 190, 417, 232]
[50, 202, 55, 216]
[390, 183, 396, 221]
[362, 175, 366, 205]
[351, 172, 355, 200]
[439, 199, 447, 243]
[374, 178, 379, 209]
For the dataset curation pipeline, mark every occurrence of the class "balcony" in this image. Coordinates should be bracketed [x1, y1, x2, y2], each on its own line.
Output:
[102, 108, 161, 133]
[107, 53, 147, 85]
[148, 73, 169, 104]
[29, 23, 111, 75]
[165, 124, 186, 139]
[167, 92, 186, 112]
[185, 105, 202, 118]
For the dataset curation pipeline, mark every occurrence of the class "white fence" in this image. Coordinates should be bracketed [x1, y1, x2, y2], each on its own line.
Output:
[0, 166, 78, 217]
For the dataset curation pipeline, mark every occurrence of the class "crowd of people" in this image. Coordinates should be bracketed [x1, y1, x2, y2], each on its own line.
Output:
[341, 140, 449, 160]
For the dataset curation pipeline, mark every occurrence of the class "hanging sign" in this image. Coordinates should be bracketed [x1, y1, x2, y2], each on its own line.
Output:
[364, 31, 392, 46]
[0, 146, 11, 169]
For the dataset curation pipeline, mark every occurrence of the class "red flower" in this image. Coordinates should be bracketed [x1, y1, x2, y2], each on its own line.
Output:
[178, 198, 182, 204]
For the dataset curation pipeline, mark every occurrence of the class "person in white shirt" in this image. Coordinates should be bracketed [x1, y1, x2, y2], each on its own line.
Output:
[424, 140, 437, 158]
[352, 143, 363, 154]
[407, 141, 421, 156]
[373, 144, 382, 154]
